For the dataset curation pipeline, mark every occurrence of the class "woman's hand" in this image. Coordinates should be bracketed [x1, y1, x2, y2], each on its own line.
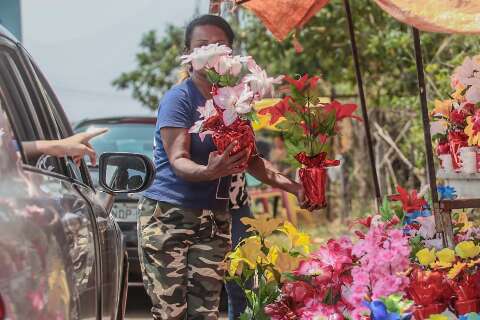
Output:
[204, 141, 249, 180]
[295, 183, 325, 212]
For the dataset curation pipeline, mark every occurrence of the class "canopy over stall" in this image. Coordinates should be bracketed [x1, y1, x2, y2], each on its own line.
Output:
[211, 0, 480, 247]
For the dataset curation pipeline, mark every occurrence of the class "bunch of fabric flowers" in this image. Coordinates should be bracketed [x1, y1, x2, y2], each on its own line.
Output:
[182, 44, 282, 167]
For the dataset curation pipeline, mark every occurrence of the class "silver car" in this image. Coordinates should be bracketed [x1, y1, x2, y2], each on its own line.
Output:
[0, 26, 154, 319]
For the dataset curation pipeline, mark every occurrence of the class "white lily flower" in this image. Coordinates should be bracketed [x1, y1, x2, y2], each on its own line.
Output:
[180, 43, 232, 71]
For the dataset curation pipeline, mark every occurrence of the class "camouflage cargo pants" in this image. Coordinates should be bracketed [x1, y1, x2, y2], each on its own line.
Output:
[137, 197, 231, 320]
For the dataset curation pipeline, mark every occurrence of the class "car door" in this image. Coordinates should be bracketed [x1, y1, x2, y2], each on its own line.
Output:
[0, 36, 101, 319]
[20, 47, 123, 320]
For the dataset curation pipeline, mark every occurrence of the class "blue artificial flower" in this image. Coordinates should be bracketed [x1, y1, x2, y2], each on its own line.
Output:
[363, 300, 412, 320]
[459, 313, 480, 320]
[404, 209, 431, 225]
[437, 185, 457, 201]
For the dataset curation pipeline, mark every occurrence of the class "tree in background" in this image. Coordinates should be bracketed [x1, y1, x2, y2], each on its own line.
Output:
[113, 0, 480, 215]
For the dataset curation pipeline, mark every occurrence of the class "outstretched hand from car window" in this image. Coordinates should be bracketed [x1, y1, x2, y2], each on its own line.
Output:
[23, 128, 108, 166]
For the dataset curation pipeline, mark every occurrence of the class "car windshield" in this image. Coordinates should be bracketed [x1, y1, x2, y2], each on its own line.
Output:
[75, 123, 155, 162]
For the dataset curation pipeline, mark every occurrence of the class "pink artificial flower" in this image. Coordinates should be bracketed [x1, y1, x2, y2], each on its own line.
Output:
[213, 84, 254, 126]
[180, 43, 232, 71]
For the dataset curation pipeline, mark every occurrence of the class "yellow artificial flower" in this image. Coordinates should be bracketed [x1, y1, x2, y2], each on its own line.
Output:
[241, 216, 283, 238]
[434, 248, 456, 268]
[455, 241, 480, 259]
[432, 99, 452, 118]
[448, 261, 466, 279]
[465, 116, 480, 146]
[227, 236, 264, 273]
[427, 315, 449, 320]
[457, 212, 474, 233]
[451, 85, 466, 101]
[416, 248, 436, 266]
[278, 221, 311, 254]
[274, 251, 302, 274]
[467, 257, 480, 268]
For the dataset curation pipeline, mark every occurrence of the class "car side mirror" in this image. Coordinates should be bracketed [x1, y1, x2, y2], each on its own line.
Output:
[98, 152, 154, 194]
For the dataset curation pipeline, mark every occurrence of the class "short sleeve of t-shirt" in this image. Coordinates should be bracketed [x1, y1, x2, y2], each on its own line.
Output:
[157, 87, 194, 129]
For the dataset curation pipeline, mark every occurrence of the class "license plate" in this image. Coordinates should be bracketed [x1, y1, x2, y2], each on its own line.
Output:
[111, 202, 138, 222]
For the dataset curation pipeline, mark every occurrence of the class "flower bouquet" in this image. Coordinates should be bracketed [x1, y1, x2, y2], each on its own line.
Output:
[225, 217, 310, 320]
[259, 74, 361, 207]
[182, 44, 282, 169]
[431, 55, 480, 174]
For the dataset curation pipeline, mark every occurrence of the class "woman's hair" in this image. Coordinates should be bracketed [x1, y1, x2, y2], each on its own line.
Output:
[184, 14, 235, 51]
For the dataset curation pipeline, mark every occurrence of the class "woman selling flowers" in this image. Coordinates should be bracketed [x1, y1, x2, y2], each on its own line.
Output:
[138, 15, 312, 320]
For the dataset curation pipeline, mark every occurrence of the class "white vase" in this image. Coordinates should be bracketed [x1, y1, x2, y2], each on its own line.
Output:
[459, 146, 478, 174]
[439, 153, 454, 173]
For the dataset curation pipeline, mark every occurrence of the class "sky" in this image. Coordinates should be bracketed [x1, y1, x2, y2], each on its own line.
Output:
[21, 0, 209, 122]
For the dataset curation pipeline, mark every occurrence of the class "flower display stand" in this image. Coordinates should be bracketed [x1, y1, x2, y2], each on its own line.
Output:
[437, 171, 480, 199]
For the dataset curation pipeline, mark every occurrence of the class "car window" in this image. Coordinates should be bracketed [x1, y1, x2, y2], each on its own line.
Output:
[25, 54, 92, 186]
[0, 42, 58, 170]
[75, 123, 155, 160]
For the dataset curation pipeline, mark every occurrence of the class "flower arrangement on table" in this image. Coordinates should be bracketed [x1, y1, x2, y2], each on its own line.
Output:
[258, 74, 361, 207]
[430, 55, 480, 175]
[227, 183, 480, 320]
[181, 44, 282, 169]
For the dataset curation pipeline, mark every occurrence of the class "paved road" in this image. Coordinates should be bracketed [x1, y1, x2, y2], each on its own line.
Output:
[125, 286, 227, 319]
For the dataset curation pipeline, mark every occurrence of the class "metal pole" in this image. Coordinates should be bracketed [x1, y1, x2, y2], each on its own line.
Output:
[343, 0, 382, 206]
[411, 27, 451, 245]
[411, 28, 439, 204]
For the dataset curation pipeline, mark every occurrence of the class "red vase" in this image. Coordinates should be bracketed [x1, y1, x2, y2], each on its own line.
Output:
[413, 304, 449, 320]
[212, 123, 256, 170]
[450, 271, 480, 315]
[298, 167, 327, 207]
[408, 268, 451, 318]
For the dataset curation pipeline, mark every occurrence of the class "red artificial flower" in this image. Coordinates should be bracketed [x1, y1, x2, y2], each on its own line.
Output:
[450, 109, 467, 126]
[324, 100, 362, 123]
[358, 216, 372, 228]
[258, 96, 292, 125]
[282, 281, 316, 304]
[472, 109, 480, 134]
[264, 298, 297, 320]
[390, 186, 427, 213]
[436, 141, 450, 155]
[284, 74, 320, 92]
[462, 102, 476, 115]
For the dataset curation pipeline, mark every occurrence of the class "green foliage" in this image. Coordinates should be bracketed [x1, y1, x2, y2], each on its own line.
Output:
[113, 0, 480, 206]
[112, 26, 184, 110]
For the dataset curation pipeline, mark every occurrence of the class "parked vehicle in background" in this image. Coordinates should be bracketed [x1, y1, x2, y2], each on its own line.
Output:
[0, 26, 154, 319]
[74, 117, 156, 284]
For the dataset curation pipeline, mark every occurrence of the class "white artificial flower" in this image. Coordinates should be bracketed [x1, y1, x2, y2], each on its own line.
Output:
[214, 55, 245, 76]
[430, 119, 448, 136]
[180, 43, 232, 71]
[423, 237, 444, 250]
[213, 84, 254, 126]
[198, 99, 217, 118]
[416, 215, 437, 239]
[243, 59, 283, 98]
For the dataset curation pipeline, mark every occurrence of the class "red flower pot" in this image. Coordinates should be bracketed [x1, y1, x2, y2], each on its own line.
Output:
[450, 271, 480, 315]
[454, 299, 480, 315]
[408, 268, 451, 318]
[413, 304, 449, 320]
[212, 122, 256, 170]
[298, 167, 327, 207]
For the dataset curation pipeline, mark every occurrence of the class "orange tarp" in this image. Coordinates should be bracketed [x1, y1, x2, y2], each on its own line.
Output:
[239, 0, 330, 41]
[372, 0, 480, 34]
[238, 0, 480, 37]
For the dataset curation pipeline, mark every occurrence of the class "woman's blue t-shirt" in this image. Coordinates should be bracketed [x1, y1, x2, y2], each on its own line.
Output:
[144, 78, 230, 210]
